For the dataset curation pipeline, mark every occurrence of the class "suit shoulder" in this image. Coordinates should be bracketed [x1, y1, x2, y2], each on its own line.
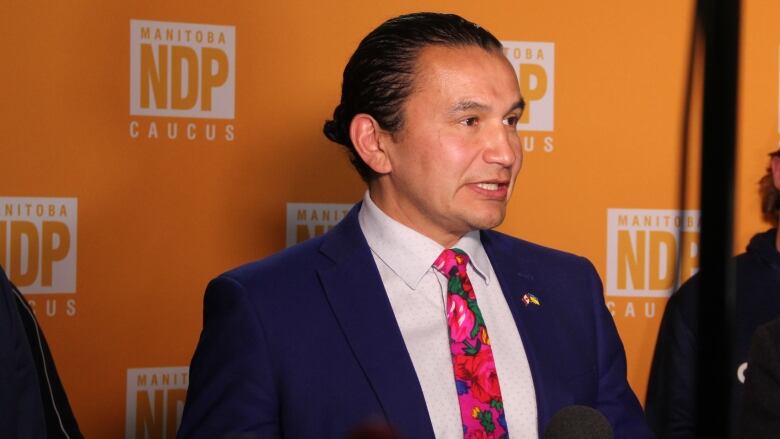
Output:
[216, 235, 329, 287]
[482, 229, 593, 269]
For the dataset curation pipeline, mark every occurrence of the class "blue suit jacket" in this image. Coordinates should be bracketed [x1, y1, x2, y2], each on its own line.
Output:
[178, 205, 652, 438]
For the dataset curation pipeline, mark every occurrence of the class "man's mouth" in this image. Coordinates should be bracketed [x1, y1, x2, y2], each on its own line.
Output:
[470, 181, 510, 200]
[476, 182, 501, 191]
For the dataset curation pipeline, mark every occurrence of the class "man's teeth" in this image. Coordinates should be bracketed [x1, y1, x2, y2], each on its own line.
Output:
[477, 183, 499, 191]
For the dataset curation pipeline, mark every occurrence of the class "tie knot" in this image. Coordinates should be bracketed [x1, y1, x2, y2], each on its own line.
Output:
[433, 248, 470, 279]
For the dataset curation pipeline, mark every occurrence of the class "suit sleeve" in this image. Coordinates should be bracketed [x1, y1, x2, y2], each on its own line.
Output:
[177, 276, 280, 439]
[583, 258, 655, 438]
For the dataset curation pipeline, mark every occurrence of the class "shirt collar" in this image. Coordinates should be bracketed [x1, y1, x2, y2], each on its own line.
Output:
[452, 230, 492, 285]
[358, 191, 492, 289]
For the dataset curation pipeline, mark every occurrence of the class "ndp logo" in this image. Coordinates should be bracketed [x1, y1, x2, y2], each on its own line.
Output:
[606, 209, 700, 297]
[126, 367, 188, 439]
[1, 197, 77, 294]
[129, 20, 235, 141]
[503, 41, 555, 153]
[286, 203, 351, 247]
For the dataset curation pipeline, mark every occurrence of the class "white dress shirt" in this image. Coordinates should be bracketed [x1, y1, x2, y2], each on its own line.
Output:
[358, 191, 538, 438]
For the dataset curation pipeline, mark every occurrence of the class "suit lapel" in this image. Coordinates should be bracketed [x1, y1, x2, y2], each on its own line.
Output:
[318, 205, 434, 438]
[481, 231, 556, 431]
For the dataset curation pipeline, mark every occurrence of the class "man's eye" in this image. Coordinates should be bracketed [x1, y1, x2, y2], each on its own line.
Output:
[461, 117, 478, 127]
[504, 116, 519, 127]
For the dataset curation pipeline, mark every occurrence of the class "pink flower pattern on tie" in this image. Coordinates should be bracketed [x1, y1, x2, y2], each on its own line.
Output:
[434, 248, 508, 439]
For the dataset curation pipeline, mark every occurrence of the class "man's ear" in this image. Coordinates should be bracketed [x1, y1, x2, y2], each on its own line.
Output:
[772, 156, 780, 191]
[350, 114, 392, 175]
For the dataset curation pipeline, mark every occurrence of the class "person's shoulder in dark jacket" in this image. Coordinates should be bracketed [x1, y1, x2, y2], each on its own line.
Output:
[0, 266, 46, 438]
[645, 270, 700, 438]
[738, 317, 780, 438]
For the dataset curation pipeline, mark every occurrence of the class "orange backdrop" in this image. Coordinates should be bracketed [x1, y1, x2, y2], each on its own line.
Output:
[2, 1, 779, 437]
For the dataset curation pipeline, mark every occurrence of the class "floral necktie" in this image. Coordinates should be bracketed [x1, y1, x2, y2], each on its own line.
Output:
[433, 248, 509, 439]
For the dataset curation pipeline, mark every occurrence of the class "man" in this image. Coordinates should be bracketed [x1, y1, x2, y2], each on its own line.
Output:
[646, 148, 780, 438]
[178, 12, 651, 439]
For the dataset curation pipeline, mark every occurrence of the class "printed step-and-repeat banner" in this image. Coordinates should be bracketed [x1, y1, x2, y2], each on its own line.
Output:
[2, 1, 779, 437]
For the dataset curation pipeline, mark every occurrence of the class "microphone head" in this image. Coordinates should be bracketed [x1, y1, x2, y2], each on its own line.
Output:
[544, 405, 614, 439]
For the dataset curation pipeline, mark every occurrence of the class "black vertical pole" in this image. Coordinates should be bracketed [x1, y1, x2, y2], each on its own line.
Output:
[697, 0, 739, 436]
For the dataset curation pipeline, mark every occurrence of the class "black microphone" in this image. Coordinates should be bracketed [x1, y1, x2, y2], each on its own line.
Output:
[544, 405, 614, 439]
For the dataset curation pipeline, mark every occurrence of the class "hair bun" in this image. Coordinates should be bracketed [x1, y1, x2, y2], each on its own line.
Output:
[323, 104, 351, 147]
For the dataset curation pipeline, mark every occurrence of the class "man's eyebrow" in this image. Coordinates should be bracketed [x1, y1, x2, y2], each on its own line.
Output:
[449, 98, 526, 114]
[508, 98, 526, 113]
[449, 100, 490, 114]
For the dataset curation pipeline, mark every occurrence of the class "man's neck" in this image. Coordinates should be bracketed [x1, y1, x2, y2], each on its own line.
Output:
[367, 186, 465, 248]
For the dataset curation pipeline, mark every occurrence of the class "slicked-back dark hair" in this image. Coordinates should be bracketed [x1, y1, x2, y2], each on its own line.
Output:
[323, 12, 504, 182]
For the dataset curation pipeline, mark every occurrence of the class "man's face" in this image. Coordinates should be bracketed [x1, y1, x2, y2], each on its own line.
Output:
[374, 45, 524, 247]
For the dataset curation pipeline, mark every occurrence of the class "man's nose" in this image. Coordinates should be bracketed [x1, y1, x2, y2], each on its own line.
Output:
[482, 124, 518, 167]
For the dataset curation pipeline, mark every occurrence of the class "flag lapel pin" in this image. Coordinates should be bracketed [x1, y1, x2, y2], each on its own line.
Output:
[521, 293, 541, 307]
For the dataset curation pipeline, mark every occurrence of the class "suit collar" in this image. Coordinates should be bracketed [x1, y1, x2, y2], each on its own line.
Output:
[480, 230, 556, 431]
[318, 204, 435, 438]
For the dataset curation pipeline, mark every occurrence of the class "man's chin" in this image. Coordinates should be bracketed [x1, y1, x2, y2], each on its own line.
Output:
[465, 210, 507, 231]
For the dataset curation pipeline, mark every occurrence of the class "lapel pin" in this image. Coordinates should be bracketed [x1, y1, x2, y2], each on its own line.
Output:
[521, 293, 541, 307]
